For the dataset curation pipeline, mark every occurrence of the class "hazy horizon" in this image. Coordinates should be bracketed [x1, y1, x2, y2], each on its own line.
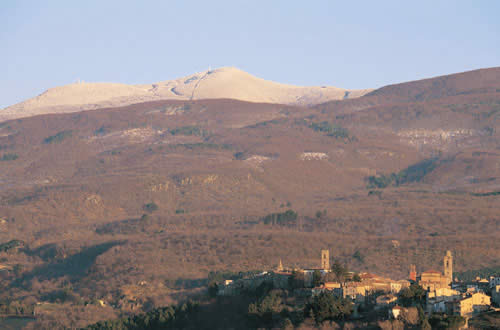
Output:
[1, 0, 499, 108]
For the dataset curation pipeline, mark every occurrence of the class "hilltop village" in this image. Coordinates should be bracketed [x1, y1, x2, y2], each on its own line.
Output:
[215, 250, 500, 327]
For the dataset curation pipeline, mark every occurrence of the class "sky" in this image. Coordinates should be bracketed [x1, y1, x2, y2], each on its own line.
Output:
[1, 0, 499, 108]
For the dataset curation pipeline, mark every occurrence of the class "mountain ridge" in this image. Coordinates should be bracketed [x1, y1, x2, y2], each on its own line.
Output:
[0, 67, 372, 122]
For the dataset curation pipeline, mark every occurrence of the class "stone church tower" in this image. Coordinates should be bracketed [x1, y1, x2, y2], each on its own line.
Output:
[443, 250, 453, 285]
[321, 250, 330, 270]
[277, 259, 284, 272]
[409, 264, 417, 282]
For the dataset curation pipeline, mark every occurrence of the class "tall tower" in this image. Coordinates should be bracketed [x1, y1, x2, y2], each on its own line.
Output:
[321, 250, 330, 270]
[277, 259, 284, 272]
[409, 264, 417, 282]
[443, 250, 453, 286]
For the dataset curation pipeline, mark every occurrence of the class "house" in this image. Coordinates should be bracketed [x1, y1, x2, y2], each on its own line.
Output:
[375, 294, 397, 309]
[492, 285, 500, 306]
[217, 272, 269, 296]
[466, 285, 478, 293]
[390, 281, 403, 293]
[489, 275, 500, 289]
[389, 305, 404, 319]
[311, 282, 341, 297]
[301, 269, 329, 288]
[356, 273, 409, 294]
[427, 288, 461, 314]
[427, 287, 460, 300]
[430, 300, 448, 313]
[343, 282, 370, 301]
[449, 292, 491, 317]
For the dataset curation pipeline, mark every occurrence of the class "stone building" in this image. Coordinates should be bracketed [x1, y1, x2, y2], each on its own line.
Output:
[492, 285, 500, 306]
[443, 250, 453, 286]
[409, 264, 417, 282]
[426, 287, 461, 314]
[358, 273, 409, 294]
[375, 294, 398, 309]
[448, 292, 491, 317]
[302, 269, 329, 288]
[419, 270, 450, 291]
[418, 251, 454, 291]
[217, 272, 270, 296]
[339, 273, 409, 303]
[489, 275, 500, 289]
[311, 282, 342, 297]
[389, 305, 404, 319]
[301, 249, 332, 287]
[321, 249, 330, 270]
[342, 282, 370, 301]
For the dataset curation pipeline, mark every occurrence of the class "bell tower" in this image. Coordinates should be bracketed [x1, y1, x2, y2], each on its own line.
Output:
[321, 250, 330, 270]
[443, 250, 453, 286]
[277, 259, 284, 272]
[409, 264, 417, 282]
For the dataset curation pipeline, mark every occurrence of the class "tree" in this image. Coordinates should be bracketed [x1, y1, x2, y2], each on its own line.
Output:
[331, 261, 349, 284]
[280, 317, 293, 330]
[421, 318, 432, 330]
[352, 273, 361, 282]
[352, 250, 364, 263]
[399, 283, 426, 307]
[315, 210, 327, 219]
[428, 313, 466, 329]
[248, 291, 282, 325]
[262, 210, 298, 226]
[307, 292, 353, 323]
[207, 281, 218, 297]
[143, 202, 158, 213]
[13, 264, 24, 277]
[288, 270, 305, 289]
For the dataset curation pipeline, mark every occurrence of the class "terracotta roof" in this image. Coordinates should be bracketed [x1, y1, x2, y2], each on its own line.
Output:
[422, 269, 442, 274]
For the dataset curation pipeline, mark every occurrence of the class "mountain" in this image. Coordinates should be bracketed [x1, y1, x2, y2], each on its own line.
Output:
[365, 67, 500, 102]
[317, 67, 500, 114]
[0, 67, 371, 121]
[0, 67, 499, 328]
[315, 67, 500, 191]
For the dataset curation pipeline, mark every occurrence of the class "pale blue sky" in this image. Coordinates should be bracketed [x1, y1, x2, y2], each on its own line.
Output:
[1, 0, 499, 108]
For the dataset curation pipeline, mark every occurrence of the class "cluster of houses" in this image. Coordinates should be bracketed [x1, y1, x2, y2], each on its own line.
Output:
[217, 250, 499, 321]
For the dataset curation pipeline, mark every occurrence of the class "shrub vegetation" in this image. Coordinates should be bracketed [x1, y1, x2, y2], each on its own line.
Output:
[43, 130, 73, 144]
[262, 210, 298, 226]
[309, 121, 355, 141]
[0, 153, 18, 161]
[367, 158, 439, 188]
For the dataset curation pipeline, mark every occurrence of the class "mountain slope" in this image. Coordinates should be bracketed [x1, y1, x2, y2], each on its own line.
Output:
[1, 68, 500, 328]
[0, 67, 371, 121]
[317, 67, 500, 115]
[366, 67, 500, 102]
